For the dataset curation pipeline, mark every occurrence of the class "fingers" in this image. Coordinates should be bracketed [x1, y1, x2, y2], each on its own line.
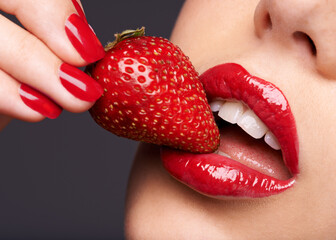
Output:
[0, 14, 103, 116]
[0, 0, 105, 121]
[0, 69, 60, 122]
[0, 0, 105, 66]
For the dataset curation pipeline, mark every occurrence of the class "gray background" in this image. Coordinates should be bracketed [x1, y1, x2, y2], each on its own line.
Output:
[0, 1, 184, 239]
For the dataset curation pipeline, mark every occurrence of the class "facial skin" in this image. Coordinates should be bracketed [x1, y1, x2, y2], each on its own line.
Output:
[125, 0, 336, 239]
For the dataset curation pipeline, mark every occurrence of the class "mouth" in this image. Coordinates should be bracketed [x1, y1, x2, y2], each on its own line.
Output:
[161, 63, 299, 198]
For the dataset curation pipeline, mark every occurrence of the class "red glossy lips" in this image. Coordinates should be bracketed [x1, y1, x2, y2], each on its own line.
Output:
[161, 63, 299, 198]
[161, 150, 296, 197]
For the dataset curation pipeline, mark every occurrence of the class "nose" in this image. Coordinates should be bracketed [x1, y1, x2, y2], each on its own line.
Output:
[254, 0, 336, 78]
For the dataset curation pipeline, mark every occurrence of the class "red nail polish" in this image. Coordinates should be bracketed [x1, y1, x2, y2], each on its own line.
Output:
[19, 84, 62, 119]
[65, 14, 105, 63]
[59, 63, 103, 102]
[71, 0, 87, 23]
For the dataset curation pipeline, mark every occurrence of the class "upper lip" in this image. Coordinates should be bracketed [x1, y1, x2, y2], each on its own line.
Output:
[200, 63, 299, 175]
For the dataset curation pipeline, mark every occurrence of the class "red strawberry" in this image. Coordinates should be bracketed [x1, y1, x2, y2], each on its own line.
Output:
[87, 28, 219, 153]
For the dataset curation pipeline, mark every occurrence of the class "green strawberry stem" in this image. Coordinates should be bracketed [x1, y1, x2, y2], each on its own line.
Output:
[105, 27, 145, 51]
[86, 27, 145, 78]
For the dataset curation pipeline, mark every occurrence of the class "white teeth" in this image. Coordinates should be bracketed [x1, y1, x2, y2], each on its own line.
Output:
[210, 100, 225, 112]
[218, 101, 245, 124]
[211, 100, 281, 151]
[264, 131, 281, 150]
[237, 109, 268, 139]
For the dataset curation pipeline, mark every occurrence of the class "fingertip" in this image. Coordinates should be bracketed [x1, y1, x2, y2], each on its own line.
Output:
[59, 63, 103, 102]
[0, 70, 54, 122]
[19, 84, 63, 120]
[66, 101, 95, 114]
[65, 13, 106, 64]
[23, 113, 46, 123]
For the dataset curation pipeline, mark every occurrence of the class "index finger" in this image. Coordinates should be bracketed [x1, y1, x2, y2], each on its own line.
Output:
[0, 0, 105, 66]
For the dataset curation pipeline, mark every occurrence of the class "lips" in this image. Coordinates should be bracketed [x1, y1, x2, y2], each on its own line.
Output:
[161, 63, 299, 198]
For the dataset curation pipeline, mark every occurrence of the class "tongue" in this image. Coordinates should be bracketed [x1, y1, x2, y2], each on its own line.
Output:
[218, 125, 291, 180]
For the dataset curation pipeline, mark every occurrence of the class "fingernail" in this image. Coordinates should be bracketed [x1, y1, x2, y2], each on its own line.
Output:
[65, 13, 105, 63]
[19, 84, 62, 119]
[71, 0, 88, 23]
[59, 63, 103, 102]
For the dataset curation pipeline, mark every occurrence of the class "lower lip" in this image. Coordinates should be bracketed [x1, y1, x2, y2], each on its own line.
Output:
[161, 148, 296, 198]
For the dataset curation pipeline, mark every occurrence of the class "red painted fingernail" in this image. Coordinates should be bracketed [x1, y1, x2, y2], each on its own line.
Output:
[65, 13, 105, 63]
[59, 63, 103, 102]
[19, 84, 62, 119]
[71, 0, 87, 23]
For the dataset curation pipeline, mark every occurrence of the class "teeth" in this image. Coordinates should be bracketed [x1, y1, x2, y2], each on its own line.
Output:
[218, 101, 245, 124]
[237, 109, 268, 139]
[264, 131, 281, 150]
[212, 100, 281, 150]
[210, 100, 225, 112]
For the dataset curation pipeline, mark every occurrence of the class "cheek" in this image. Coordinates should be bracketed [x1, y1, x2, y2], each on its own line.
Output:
[296, 78, 336, 185]
[170, 0, 260, 73]
[273, 67, 336, 228]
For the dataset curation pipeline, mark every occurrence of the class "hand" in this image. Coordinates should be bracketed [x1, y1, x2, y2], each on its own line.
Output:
[0, 0, 105, 127]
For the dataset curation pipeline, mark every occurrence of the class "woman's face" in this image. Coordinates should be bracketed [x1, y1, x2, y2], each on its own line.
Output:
[125, 0, 336, 239]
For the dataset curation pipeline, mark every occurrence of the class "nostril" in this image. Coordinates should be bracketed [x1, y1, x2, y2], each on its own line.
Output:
[293, 31, 317, 56]
[264, 12, 273, 30]
[258, 12, 272, 31]
[254, 1, 272, 37]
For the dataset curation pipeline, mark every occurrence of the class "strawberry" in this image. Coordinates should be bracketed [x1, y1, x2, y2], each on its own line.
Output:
[87, 28, 219, 153]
